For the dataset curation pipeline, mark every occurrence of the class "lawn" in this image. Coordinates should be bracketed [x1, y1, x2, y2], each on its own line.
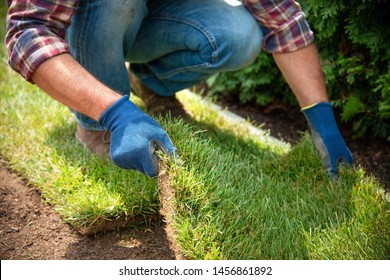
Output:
[1, 5, 388, 259]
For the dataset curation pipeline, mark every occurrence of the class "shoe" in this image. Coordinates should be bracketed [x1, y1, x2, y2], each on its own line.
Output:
[75, 124, 111, 159]
[127, 66, 192, 120]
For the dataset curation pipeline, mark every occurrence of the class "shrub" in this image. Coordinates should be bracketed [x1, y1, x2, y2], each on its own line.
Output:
[207, 0, 390, 140]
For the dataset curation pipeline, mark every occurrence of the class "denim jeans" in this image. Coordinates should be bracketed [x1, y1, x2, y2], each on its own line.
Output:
[68, 0, 263, 130]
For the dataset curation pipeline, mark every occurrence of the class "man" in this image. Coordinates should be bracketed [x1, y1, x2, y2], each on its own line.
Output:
[5, 0, 352, 179]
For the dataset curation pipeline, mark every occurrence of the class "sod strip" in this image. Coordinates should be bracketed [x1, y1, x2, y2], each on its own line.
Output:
[158, 93, 389, 260]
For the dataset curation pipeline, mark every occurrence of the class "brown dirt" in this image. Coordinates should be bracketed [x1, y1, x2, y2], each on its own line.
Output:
[0, 159, 175, 260]
[1, 95, 388, 260]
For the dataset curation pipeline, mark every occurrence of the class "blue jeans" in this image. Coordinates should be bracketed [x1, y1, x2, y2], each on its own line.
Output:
[68, 0, 263, 130]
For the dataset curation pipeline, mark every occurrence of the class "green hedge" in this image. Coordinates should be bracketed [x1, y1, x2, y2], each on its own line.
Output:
[207, 0, 390, 140]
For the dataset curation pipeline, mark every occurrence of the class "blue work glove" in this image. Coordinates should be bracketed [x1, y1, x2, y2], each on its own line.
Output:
[99, 95, 176, 177]
[302, 102, 353, 179]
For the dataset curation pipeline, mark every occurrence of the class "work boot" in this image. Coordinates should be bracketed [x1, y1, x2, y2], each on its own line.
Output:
[75, 124, 111, 159]
[127, 67, 192, 121]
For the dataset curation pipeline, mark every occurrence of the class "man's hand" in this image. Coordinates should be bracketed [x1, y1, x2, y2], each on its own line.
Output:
[31, 54, 175, 177]
[303, 102, 353, 179]
[99, 95, 176, 177]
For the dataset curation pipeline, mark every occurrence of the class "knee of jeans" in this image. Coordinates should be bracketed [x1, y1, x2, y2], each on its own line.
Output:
[213, 20, 263, 71]
[103, 0, 148, 39]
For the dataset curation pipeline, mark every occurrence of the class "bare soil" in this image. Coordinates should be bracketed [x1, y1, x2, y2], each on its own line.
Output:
[0, 159, 175, 260]
[1, 97, 388, 260]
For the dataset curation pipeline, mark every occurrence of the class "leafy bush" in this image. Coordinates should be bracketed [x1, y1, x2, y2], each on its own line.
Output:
[207, 0, 390, 140]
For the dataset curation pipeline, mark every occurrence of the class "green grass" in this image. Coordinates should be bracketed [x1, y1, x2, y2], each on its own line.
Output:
[160, 94, 389, 259]
[1, 5, 388, 259]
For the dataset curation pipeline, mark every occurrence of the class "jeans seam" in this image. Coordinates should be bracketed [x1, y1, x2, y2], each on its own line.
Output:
[75, 2, 91, 66]
[156, 62, 213, 80]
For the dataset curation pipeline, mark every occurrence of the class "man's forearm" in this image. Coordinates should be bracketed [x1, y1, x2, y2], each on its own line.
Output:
[272, 43, 329, 107]
[31, 53, 121, 121]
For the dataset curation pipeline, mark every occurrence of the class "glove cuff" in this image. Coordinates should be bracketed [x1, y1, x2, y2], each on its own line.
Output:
[301, 102, 336, 133]
[98, 95, 135, 129]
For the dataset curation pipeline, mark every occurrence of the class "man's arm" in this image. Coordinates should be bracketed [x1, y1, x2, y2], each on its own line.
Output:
[272, 43, 328, 107]
[30, 52, 176, 178]
[20, 51, 176, 178]
[7, 0, 118, 121]
[31, 53, 121, 121]
[273, 44, 352, 179]
[6, 0, 176, 177]
[243, 0, 352, 178]
[243, 0, 326, 105]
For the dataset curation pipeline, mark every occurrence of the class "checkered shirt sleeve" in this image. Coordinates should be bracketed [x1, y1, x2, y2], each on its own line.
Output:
[242, 0, 314, 53]
[5, 0, 78, 81]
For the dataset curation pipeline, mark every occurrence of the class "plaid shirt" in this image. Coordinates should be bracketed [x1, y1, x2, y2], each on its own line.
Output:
[242, 0, 314, 52]
[6, 0, 314, 81]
